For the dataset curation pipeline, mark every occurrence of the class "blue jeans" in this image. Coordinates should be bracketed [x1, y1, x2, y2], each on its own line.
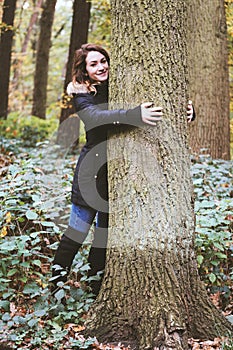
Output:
[53, 204, 108, 295]
[66, 204, 108, 248]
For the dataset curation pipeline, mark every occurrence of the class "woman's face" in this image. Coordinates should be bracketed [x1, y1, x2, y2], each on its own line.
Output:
[86, 51, 109, 83]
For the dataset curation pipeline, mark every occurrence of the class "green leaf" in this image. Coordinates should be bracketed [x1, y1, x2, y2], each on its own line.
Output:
[23, 282, 40, 295]
[40, 201, 54, 210]
[213, 242, 224, 251]
[215, 252, 227, 259]
[32, 194, 41, 203]
[18, 217, 25, 222]
[2, 312, 11, 321]
[41, 221, 54, 227]
[2, 291, 15, 299]
[193, 178, 203, 185]
[7, 269, 18, 277]
[80, 263, 91, 272]
[226, 315, 233, 324]
[32, 260, 41, 267]
[8, 165, 19, 176]
[48, 320, 62, 331]
[0, 300, 10, 311]
[28, 318, 38, 328]
[19, 276, 28, 283]
[30, 231, 40, 239]
[20, 262, 31, 268]
[5, 199, 17, 205]
[34, 309, 46, 317]
[0, 278, 12, 283]
[26, 209, 38, 220]
[54, 289, 65, 301]
[197, 255, 204, 266]
[208, 273, 217, 283]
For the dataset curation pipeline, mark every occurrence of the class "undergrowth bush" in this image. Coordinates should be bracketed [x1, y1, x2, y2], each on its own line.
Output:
[192, 155, 233, 309]
[0, 137, 97, 349]
[0, 112, 58, 147]
[0, 139, 232, 348]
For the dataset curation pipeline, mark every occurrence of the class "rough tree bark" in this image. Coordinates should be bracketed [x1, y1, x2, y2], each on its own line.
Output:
[31, 0, 57, 119]
[85, 1, 232, 349]
[0, 0, 17, 119]
[187, 0, 230, 160]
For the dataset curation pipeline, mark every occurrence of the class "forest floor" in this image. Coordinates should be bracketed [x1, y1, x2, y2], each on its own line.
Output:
[0, 138, 232, 350]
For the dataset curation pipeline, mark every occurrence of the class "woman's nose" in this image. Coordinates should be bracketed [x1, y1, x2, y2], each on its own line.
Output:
[97, 63, 105, 70]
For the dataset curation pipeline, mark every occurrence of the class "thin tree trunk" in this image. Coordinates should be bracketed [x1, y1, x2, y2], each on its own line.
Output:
[0, 0, 17, 119]
[31, 0, 57, 119]
[12, 0, 43, 89]
[57, 0, 91, 147]
[22, 0, 43, 53]
[59, 0, 91, 124]
[187, 0, 230, 160]
[85, 1, 232, 349]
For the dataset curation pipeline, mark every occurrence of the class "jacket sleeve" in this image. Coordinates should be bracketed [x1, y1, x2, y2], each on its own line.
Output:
[73, 93, 142, 131]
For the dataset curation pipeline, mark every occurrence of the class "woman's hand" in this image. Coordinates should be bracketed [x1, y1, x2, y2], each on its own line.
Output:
[141, 102, 163, 126]
[187, 100, 195, 122]
[141, 101, 195, 125]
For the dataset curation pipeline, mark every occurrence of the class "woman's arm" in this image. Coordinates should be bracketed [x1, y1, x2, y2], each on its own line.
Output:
[74, 93, 162, 131]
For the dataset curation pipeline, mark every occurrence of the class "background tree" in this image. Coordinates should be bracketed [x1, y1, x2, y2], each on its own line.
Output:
[12, 0, 43, 90]
[88, 0, 111, 47]
[31, 0, 57, 119]
[59, 0, 91, 124]
[225, 0, 233, 156]
[0, 0, 17, 119]
[187, 0, 230, 160]
[85, 0, 232, 349]
[57, 0, 91, 149]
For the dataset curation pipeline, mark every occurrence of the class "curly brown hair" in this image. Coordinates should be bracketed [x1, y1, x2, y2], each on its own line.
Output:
[72, 43, 110, 90]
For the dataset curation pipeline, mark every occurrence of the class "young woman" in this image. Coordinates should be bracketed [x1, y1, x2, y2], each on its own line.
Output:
[51, 43, 195, 296]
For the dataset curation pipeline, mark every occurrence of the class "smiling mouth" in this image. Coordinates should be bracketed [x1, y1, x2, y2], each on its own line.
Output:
[97, 71, 108, 75]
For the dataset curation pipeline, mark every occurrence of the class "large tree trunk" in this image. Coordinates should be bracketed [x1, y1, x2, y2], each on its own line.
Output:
[32, 0, 57, 119]
[85, 1, 232, 349]
[59, 0, 91, 125]
[0, 0, 17, 119]
[187, 0, 230, 160]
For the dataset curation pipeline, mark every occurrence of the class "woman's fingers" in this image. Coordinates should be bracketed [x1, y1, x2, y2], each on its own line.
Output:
[142, 115, 163, 125]
[187, 100, 194, 122]
[141, 100, 195, 125]
[143, 120, 161, 126]
[150, 110, 163, 116]
[144, 115, 163, 121]
[141, 102, 163, 112]
[141, 102, 163, 126]
[141, 101, 154, 108]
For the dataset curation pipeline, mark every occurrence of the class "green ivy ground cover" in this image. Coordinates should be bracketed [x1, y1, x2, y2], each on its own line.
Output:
[192, 155, 233, 308]
[0, 138, 232, 349]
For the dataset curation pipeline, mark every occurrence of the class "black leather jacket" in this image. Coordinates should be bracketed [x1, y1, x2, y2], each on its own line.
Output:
[71, 83, 141, 212]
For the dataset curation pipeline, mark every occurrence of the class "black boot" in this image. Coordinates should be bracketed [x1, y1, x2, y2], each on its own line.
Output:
[87, 224, 108, 296]
[51, 227, 86, 294]
[87, 246, 106, 296]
